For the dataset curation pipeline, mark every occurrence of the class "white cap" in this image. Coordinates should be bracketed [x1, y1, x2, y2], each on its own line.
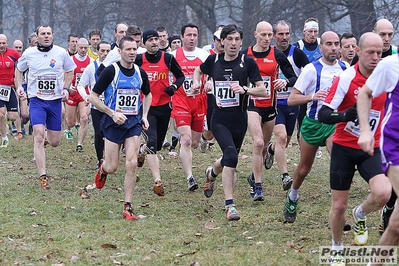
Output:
[213, 30, 222, 40]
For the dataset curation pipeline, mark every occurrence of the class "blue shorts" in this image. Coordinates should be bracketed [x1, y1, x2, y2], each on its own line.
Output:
[0, 88, 18, 112]
[29, 97, 62, 131]
[275, 104, 299, 136]
[101, 114, 142, 144]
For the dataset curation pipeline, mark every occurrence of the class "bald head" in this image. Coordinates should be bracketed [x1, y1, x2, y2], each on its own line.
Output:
[373, 18, 394, 52]
[13, 40, 23, 55]
[254, 21, 273, 51]
[0, 34, 8, 53]
[319, 31, 340, 64]
[77, 38, 89, 57]
[357, 32, 383, 76]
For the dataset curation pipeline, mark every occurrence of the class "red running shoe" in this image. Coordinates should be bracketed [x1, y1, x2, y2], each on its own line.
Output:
[95, 163, 108, 189]
[122, 206, 138, 220]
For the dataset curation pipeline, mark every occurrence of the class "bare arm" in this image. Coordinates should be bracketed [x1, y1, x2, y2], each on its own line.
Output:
[357, 84, 374, 155]
[141, 92, 152, 131]
[89, 91, 127, 125]
[287, 88, 328, 106]
[14, 69, 26, 100]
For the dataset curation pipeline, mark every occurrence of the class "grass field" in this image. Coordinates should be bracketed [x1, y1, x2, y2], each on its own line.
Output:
[0, 127, 382, 265]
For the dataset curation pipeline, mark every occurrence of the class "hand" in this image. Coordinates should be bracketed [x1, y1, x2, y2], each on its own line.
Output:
[164, 86, 176, 96]
[312, 90, 328, 101]
[343, 106, 358, 122]
[142, 117, 149, 131]
[190, 82, 201, 94]
[61, 89, 69, 102]
[229, 83, 243, 94]
[112, 111, 127, 125]
[17, 87, 27, 101]
[273, 79, 287, 91]
[358, 131, 375, 156]
[204, 80, 213, 93]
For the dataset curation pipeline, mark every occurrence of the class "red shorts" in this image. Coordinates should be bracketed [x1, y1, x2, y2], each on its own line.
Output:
[66, 88, 87, 106]
[172, 93, 207, 132]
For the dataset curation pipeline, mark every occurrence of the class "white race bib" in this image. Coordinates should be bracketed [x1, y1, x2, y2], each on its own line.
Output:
[276, 86, 293, 100]
[214, 81, 239, 107]
[0, 85, 12, 102]
[183, 76, 199, 96]
[37, 76, 56, 98]
[115, 89, 139, 115]
[344, 109, 381, 137]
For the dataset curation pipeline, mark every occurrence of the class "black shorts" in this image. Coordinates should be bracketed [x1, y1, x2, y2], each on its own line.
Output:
[330, 142, 383, 191]
[0, 88, 18, 112]
[247, 102, 277, 123]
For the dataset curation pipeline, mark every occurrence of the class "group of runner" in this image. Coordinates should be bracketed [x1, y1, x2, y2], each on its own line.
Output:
[2, 17, 399, 266]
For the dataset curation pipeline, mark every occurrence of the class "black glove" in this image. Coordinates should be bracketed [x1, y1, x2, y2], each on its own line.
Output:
[164, 85, 177, 96]
[343, 106, 358, 122]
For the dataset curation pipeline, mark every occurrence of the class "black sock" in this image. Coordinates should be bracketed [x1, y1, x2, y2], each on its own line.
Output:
[255, 182, 262, 189]
[124, 202, 131, 208]
[386, 190, 397, 209]
[225, 199, 234, 206]
[268, 144, 274, 155]
[170, 136, 178, 150]
[211, 169, 217, 178]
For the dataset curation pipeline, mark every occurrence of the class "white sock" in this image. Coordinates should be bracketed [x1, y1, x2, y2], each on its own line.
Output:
[331, 240, 343, 251]
[355, 205, 366, 219]
[289, 188, 299, 201]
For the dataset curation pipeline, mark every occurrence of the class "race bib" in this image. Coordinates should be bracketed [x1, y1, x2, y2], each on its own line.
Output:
[252, 76, 271, 100]
[344, 109, 381, 137]
[276, 86, 293, 100]
[115, 89, 139, 115]
[37, 76, 56, 98]
[0, 85, 12, 102]
[75, 73, 82, 87]
[183, 76, 199, 96]
[214, 81, 239, 107]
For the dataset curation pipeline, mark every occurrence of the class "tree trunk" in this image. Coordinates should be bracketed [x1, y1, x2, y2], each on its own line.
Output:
[34, 0, 42, 28]
[347, 0, 376, 38]
[242, 0, 261, 49]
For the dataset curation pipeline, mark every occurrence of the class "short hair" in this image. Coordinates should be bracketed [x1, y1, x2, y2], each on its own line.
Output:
[119, 36, 134, 50]
[97, 41, 110, 51]
[305, 17, 318, 24]
[68, 33, 79, 41]
[36, 25, 52, 35]
[28, 32, 37, 44]
[339, 32, 356, 46]
[156, 26, 167, 33]
[127, 25, 142, 37]
[220, 24, 243, 40]
[114, 23, 128, 33]
[89, 29, 102, 39]
[273, 20, 291, 34]
[181, 23, 198, 36]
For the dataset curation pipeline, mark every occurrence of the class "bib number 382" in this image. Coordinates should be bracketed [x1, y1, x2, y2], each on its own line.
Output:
[115, 89, 139, 115]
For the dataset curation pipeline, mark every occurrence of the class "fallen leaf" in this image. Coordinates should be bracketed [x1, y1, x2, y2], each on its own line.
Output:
[205, 220, 220, 230]
[175, 250, 197, 257]
[195, 214, 203, 220]
[190, 262, 200, 266]
[70, 256, 79, 262]
[256, 241, 264, 245]
[101, 243, 117, 249]
[112, 259, 122, 265]
[195, 233, 202, 237]
[137, 215, 146, 219]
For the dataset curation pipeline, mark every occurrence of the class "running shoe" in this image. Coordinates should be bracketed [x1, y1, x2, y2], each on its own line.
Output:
[75, 123, 80, 132]
[76, 144, 83, 152]
[247, 173, 255, 198]
[10, 124, 17, 136]
[203, 167, 215, 198]
[264, 142, 274, 169]
[16, 132, 24, 140]
[168, 151, 178, 158]
[137, 144, 146, 167]
[122, 205, 138, 220]
[0, 139, 9, 148]
[66, 131, 73, 140]
[40, 175, 50, 189]
[284, 190, 298, 223]
[153, 180, 165, 196]
[379, 206, 392, 237]
[187, 175, 198, 191]
[281, 174, 293, 191]
[316, 147, 323, 158]
[353, 207, 368, 245]
[162, 141, 171, 149]
[330, 252, 345, 266]
[199, 138, 208, 153]
[95, 163, 108, 189]
[253, 187, 264, 201]
[225, 205, 240, 221]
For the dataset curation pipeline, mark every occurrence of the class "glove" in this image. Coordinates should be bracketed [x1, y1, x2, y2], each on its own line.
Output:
[343, 106, 358, 122]
[164, 85, 177, 96]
